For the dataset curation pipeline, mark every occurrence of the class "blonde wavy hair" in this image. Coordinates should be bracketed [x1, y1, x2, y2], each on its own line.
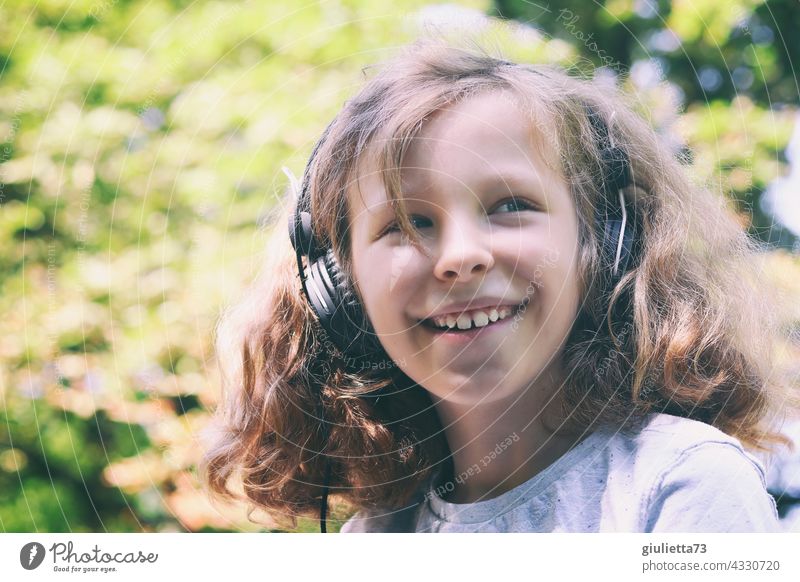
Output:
[201, 39, 798, 528]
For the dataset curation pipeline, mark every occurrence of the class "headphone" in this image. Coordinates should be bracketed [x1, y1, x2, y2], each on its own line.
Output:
[288, 100, 635, 533]
[585, 106, 636, 282]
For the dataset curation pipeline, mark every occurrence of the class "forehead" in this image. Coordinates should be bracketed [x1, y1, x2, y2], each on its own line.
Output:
[347, 89, 561, 216]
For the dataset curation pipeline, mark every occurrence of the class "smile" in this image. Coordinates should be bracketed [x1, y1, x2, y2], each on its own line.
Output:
[419, 302, 526, 336]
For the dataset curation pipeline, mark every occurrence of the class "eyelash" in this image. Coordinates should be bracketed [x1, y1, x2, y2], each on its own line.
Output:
[380, 197, 538, 236]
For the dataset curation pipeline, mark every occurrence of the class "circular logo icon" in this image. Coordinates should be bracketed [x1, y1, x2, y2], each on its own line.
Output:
[20, 542, 46, 570]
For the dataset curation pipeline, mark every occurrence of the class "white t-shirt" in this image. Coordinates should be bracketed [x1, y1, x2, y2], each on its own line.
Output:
[340, 413, 781, 532]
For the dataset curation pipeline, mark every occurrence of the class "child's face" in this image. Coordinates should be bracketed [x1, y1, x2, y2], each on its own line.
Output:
[347, 90, 582, 405]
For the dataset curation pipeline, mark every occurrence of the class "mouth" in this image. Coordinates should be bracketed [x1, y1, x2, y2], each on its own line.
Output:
[418, 301, 527, 335]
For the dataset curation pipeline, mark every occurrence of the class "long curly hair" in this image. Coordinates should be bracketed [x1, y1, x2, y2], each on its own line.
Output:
[200, 39, 799, 528]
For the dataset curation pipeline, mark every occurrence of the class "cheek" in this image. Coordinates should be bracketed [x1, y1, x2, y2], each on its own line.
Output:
[549, 257, 583, 333]
[352, 246, 421, 331]
[528, 232, 582, 327]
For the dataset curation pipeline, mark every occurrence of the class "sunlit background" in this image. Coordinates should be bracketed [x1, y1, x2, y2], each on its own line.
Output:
[1, 0, 799, 532]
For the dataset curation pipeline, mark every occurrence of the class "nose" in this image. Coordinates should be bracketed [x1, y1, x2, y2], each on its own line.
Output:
[432, 217, 495, 282]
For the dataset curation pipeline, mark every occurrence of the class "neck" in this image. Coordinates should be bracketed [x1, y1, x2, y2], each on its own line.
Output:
[431, 368, 585, 504]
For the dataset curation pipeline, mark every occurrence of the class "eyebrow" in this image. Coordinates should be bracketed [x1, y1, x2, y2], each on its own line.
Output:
[473, 170, 548, 195]
[416, 173, 549, 207]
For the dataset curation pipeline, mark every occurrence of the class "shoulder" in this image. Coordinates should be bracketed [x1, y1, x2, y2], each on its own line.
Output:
[638, 413, 756, 451]
[621, 413, 780, 532]
[339, 502, 423, 533]
[596, 413, 767, 484]
[608, 413, 768, 477]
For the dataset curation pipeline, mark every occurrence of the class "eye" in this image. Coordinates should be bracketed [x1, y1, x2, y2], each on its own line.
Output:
[381, 214, 433, 236]
[378, 198, 538, 238]
[493, 197, 538, 214]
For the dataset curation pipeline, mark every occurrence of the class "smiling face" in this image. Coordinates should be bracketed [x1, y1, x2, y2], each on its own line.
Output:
[347, 90, 583, 405]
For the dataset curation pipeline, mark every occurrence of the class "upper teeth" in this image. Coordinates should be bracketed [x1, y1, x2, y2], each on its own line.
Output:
[430, 306, 514, 330]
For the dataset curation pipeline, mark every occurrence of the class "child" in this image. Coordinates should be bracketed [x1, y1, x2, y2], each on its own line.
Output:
[201, 39, 798, 533]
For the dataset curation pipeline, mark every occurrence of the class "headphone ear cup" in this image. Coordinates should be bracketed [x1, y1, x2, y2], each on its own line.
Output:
[308, 247, 388, 365]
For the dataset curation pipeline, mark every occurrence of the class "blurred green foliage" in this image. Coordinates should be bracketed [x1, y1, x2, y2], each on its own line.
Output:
[1, 0, 798, 532]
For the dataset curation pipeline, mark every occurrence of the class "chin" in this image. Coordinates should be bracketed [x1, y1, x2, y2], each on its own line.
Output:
[421, 368, 518, 404]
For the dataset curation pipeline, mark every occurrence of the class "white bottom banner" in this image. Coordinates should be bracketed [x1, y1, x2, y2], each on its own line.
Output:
[1, 533, 799, 581]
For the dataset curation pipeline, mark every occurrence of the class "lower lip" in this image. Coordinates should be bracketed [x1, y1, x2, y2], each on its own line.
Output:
[421, 306, 522, 343]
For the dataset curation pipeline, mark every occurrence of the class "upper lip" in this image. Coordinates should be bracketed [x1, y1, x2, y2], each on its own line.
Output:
[419, 297, 523, 320]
